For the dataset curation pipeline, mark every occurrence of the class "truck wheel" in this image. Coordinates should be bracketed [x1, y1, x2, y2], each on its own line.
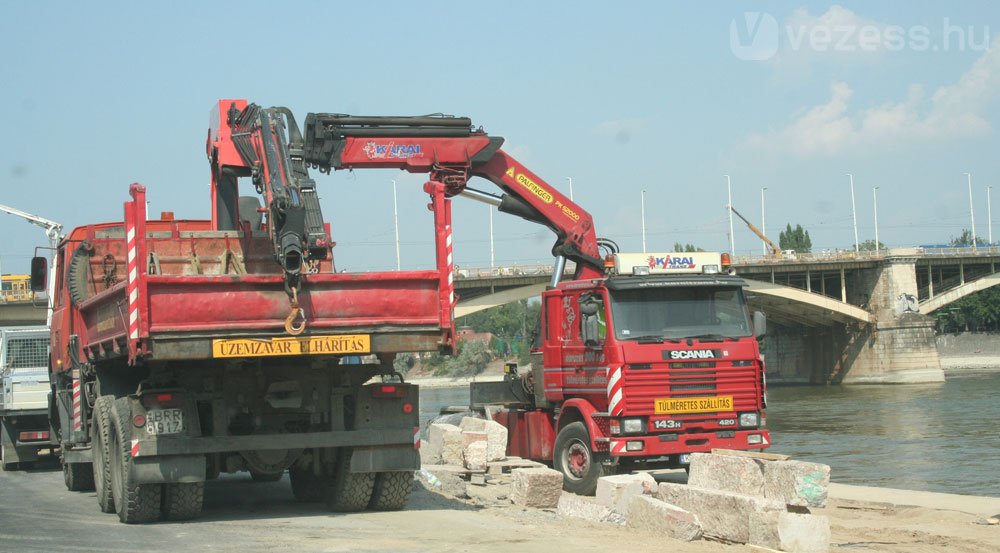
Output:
[249, 470, 283, 482]
[63, 461, 95, 491]
[162, 482, 204, 521]
[554, 421, 611, 496]
[92, 395, 115, 512]
[109, 397, 161, 523]
[326, 451, 375, 512]
[289, 466, 326, 502]
[368, 471, 413, 511]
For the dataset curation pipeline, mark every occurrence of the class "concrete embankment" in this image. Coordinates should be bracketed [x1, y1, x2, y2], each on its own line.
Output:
[937, 331, 1000, 370]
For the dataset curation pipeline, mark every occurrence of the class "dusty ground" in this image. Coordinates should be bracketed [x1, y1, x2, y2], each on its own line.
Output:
[0, 456, 997, 553]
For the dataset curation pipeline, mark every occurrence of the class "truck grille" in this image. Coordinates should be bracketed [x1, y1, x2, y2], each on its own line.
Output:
[3, 337, 49, 369]
[622, 360, 760, 416]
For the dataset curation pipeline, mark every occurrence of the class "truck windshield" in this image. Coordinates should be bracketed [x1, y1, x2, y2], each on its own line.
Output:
[608, 286, 751, 341]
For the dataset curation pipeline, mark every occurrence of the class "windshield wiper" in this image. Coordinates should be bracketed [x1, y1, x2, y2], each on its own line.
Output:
[630, 335, 666, 344]
[684, 333, 735, 342]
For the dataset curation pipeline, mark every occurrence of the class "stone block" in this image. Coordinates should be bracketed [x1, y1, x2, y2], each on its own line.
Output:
[596, 473, 657, 512]
[656, 482, 783, 544]
[557, 492, 623, 525]
[762, 460, 830, 508]
[510, 467, 564, 509]
[459, 416, 486, 431]
[688, 452, 765, 497]
[750, 511, 830, 552]
[464, 441, 488, 471]
[688, 452, 830, 508]
[482, 419, 509, 461]
[440, 425, 465, 466]
[426, 423, 460, 465]
[462, 431, 487, 449]
[626, 496, 703, 541]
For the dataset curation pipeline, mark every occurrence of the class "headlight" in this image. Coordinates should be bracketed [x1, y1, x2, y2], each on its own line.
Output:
[622, 418, 646, 434]
[702, 264, 720, 274]
[626, 440, 644, 451]
[738, 412, 759, 428]
[747, 434, 763, 445]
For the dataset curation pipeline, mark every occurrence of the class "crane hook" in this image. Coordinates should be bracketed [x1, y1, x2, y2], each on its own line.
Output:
[284, 286, 306, 335]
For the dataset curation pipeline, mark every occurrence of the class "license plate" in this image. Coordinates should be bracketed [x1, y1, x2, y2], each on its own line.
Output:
[654, 395, 734, 414]
[145, 409, 184, 435]
[212, 334, 371, 358]
[679, 454, 690, 464]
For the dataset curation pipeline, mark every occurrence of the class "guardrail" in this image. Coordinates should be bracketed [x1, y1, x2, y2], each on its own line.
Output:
[453, 247, 1000, 280]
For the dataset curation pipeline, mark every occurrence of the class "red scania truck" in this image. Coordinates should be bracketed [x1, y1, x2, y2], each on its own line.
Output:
[471, 251, 771, 494]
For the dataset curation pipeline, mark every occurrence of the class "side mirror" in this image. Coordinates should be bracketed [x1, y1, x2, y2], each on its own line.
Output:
[30, 257, 48, 292]
[753, 310, 767, 338]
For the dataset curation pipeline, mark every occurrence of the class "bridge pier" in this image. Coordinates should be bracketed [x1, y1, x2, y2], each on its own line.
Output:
[842, 258, 944, 383]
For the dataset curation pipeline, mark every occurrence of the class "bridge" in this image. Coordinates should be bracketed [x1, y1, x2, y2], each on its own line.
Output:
[454, 247, 1000, 385]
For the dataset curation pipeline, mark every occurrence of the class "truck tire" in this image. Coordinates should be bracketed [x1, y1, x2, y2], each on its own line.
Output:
[554, 421, 612, 496]
[63, 461, 95, 491]
[109, 397, 161, 523]
[162, 482, 204, 521]
[368, 471, 413, 511]
[92, 395, 115, 512]
[249, 470, 283, 482]
[289, 466, 325, 502]
[326, 451, 375, 512]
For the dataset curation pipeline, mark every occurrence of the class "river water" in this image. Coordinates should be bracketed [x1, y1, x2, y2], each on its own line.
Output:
[418, 371, 1000, 497]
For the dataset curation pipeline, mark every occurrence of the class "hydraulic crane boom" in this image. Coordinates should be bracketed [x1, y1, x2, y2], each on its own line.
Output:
[0, 203, 63, 249]
[730, 205, 782, 257]
[208, 100, 605, 285]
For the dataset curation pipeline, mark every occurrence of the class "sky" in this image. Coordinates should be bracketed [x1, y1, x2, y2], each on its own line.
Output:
[2, 1, 1000, 274]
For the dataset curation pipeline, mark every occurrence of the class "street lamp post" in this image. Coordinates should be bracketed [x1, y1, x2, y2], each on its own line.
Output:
[847, 173, 859, 252]
[565, 177, 574, 200]
[965, 173, 977, 251]
[641, 189, 647, 253]
[392, 180, 400, 271]
[760, 187, 768, 255]
[725, 175, 735, 257]
[489, 205, 495, 269]
[989, 185, 994, 246]
[873, 186, 880, 255]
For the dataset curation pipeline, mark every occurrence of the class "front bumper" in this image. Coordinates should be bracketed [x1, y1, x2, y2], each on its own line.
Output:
[608, 429, 770, 457]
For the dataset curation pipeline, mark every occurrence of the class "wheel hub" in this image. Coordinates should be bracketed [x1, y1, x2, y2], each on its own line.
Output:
[565, 442, 590, 479]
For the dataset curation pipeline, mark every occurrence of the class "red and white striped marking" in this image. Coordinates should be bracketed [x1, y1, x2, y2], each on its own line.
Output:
[445, 225, 455, 307]
[131, 438, 140, 458]
[125, 225, 139, 341]
[609, 440, 626, 455]
[71, 369, 82, 432]
[606, 365, 624, 416]
[413, 427, 421, 449]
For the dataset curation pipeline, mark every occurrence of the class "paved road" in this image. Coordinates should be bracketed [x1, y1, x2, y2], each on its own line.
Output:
[0, 456, 658, 553]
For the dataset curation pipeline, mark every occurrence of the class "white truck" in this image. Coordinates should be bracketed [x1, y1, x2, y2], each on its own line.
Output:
[0, 326, 54, 470]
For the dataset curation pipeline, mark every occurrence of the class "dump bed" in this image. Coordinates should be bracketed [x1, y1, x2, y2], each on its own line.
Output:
[51, 186, 455, 373]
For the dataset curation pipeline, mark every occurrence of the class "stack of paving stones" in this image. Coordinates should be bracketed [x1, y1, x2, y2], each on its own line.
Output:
[421, 416, 563, 508]
[559, 450, 830, 552]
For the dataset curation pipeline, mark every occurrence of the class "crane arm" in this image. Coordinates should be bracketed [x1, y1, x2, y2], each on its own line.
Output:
[299, 111, 604, 280]
[0, 203, 63, 247]
[730, 205, 781, 256]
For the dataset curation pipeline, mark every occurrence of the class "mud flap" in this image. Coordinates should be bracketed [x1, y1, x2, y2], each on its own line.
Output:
[132, 454, 206, 484]
[349, 445, 419, 473]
